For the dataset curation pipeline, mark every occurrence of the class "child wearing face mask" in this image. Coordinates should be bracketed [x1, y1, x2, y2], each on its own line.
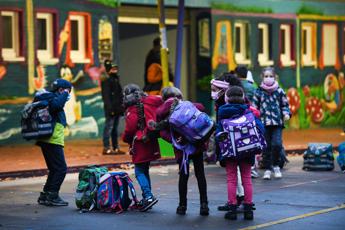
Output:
[252, 67, 291, 180]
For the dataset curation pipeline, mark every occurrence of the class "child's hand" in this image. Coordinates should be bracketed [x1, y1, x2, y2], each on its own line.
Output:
[284, 114, 290, 121]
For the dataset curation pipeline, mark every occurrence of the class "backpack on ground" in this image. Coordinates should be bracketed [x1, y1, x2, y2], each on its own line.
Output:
[75, 165, 108, 211]
[169, 99, 215, 145]
[97, 172, 139, 213]
[336, 142, 345, 172]
[303, 143, 334, 171]
[21, 93, 54, 140]
[217, 112, 266, 160]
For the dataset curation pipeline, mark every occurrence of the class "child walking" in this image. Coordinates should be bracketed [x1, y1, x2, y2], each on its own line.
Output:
[122, 84, 163, 211]
[252, 67, 291, 180]
[156, 87, 209, 216]
[216, 86, 265, 220]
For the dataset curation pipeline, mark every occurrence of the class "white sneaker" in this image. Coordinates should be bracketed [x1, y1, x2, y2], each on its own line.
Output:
[263, 170, 271, 180]
[273, 166, 282, 178]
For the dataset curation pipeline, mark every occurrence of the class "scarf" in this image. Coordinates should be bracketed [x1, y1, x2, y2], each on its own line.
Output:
[260, 81, 279, 93]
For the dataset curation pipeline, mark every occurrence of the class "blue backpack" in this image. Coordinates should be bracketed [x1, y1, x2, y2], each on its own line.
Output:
[21, 92, 55, 140]
[97, 172, 139, 213]
[337, 142, 345, 172]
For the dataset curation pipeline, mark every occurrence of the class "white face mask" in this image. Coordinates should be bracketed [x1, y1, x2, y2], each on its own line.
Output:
[211, 90, 224, 100]
[66, 94, 71, 101]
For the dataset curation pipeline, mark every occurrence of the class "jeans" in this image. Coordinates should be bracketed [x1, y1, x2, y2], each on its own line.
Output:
[226, 160, 252, 205]
[263, 126, 283, 170]
[135, 162, 152, 199]
[39, 142, 67, 193]
[102, 114, 120, 149]
[178, 153, 208, 205]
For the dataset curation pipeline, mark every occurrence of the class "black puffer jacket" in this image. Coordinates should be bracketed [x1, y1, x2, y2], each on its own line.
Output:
[101, 73, 124, 116]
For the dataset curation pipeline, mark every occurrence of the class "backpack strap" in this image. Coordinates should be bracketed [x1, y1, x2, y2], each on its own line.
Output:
[169, 98, 179, 116]
[112, 175, 124, 214]
[124, 175, 139, 204]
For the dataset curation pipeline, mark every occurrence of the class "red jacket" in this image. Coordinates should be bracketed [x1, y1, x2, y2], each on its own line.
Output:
[156, 98, 208, 160]
[122, 95, 163, 164]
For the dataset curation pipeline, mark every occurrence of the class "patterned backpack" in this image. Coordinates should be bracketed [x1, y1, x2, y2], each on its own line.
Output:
[218, 112, 266, 160]
[303, 143, 334, 171]
[97, 172, 139, 213]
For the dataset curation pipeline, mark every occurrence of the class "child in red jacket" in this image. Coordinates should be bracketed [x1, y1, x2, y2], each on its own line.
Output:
[122, 84, 163, 212]
[156, 87, 209, 216]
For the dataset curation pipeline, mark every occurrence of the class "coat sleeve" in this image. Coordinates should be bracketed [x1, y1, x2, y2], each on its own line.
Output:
[49, 92, 69, 113]
[122, 107, 139, 144]
[255, 117, 265, 135]
[101, 80, 112, 111]
[280, 89, 291, 117]
[252, 89, 261, 110]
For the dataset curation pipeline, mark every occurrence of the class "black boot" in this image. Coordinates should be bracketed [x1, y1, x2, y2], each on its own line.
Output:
[46, 192, 68, 206]
[200, 202, 209, 216]
[176, 205, 187, 215]
[224, 204, 237, 220]
[37, 192, 47, 205]
[243, 203, 255, 220]
[218, 202, 231, 211]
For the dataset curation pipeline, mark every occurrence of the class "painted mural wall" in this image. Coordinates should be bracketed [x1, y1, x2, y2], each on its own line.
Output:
[0, 0, 118, 144]
[210, 11, 345, 129]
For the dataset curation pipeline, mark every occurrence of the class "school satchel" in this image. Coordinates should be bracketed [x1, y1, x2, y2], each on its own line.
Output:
[303, 143, 334, 171]
[217, 112, 266, 160]
[21, 97, 54, 140]
[75, 165, 108, 211]
[97, 172, 139, 213]
[169, 99, 215, 145]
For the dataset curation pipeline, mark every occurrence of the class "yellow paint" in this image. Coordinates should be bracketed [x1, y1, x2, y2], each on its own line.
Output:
[212, 21, 236, 71]
[300, 22, 317, 68]
[26, 0, 35, 94]
[0, 97, 32, 105]
[75, 87, 101, 96]
[239, 204, 345, 230]
[299, 14, 345, 21]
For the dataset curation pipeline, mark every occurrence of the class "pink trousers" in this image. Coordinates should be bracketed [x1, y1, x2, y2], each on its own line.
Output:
[226, 160, 253, 205]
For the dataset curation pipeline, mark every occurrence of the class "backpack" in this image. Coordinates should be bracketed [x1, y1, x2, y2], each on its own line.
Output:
[303, 143, 334, 171]
[97, 172, 139, 213]
[218, 112, 266, 160]
[169, 100, 215, 145]
[21, 96, 55, 140]
[75, 165, 108, 211]
[337, 142, 345, 172]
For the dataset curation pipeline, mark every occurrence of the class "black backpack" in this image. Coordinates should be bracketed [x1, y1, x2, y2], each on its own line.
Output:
[303, 143, 334, 171]
[21, 95, 55, 140]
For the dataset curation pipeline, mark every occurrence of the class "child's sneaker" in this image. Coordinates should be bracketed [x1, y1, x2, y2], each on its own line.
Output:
[139, 196, 158, 212]
[263, 170, 271, 180]
[251, 167, 259, 178]
[273, 166, 282, 178]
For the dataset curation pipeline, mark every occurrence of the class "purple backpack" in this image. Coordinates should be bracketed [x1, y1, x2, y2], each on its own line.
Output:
[218, 112, 265, 160]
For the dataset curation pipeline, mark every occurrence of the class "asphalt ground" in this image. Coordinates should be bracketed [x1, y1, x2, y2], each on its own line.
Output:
[0, 156, 344, 230]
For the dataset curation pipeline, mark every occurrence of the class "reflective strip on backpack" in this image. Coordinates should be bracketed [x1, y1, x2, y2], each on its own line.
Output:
[237, 143, 261, 152]
[228, 126, 236, 156]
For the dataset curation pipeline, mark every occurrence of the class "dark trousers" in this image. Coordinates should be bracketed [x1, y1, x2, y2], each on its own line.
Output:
[263, 126, 283, 170]
[102, 114, 120, 149]
[39, 142, 67, 193]
[178, 153, 208, 206]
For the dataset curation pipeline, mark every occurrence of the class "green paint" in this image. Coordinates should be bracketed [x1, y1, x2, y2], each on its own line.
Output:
[197, 75, 213, 91]
[297, 4, 323, 15]
[89, 0, 118, 8]
[211, 2, 273, 14]
[158, 138, 175, 158]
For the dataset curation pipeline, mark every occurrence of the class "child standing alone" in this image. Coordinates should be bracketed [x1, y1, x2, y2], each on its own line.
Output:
[252, 67, 291, 180]
[216, 86, 265, 220]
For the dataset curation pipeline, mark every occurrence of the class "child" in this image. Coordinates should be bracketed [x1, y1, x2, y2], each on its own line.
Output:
[122, 84, 162, 211]
[252, 67, 291, 180]
[216, 86, 265, 220]
[155, 87, 209, 216]
[211, 73, 246, 210]
[36, 79, 72, 206]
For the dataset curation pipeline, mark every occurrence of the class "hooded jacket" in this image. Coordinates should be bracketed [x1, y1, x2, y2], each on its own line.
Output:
[101, 73, 124, 116]
[122, 95, 163, 164]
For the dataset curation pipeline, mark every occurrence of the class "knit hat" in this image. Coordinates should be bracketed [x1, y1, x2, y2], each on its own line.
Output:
[51, 79, 72, 92]
[123, 84, 146, 107]
[225, 86, 245, 104]
[104, 59, 117, 73]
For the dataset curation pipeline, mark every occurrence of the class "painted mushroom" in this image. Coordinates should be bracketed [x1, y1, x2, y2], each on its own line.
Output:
[305, 97, 324, 125]
[287, 88, 300, 129]
[302, 85, 311, 97]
